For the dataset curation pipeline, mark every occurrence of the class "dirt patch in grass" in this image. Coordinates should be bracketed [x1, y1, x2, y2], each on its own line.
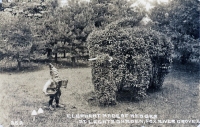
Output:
[0, 62, 199, 127]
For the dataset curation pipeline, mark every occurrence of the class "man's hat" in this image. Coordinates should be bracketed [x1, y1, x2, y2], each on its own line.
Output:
[49, 63, 61, 82]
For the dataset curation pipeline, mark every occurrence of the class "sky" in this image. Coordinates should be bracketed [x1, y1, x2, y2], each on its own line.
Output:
[60, 0, 90, 4]
[60, 0, 67, 5]
[0, 0, 2, 3]
[131, 0, 169, 11]
[60, 0, 90, 7]
[60, 0, 169, 10]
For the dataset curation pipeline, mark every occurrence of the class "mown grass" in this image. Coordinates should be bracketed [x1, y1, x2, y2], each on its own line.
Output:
[0, 61, 199, 127]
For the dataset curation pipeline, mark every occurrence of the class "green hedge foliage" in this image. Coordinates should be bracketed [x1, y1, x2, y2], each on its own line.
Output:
[87, 17, 173, 105]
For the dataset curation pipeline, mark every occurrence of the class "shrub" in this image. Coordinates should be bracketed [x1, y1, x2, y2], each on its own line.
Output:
[87, 17, 173, 105]
[91, 54, 117, 106]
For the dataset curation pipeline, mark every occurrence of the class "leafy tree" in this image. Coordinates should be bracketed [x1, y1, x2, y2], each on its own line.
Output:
[54, 0, 144, 65]
[8, 2, 52, 61]
[29, 0, 63, 62]
[1, 16, 33, 70]
[150, 0, 199, 63]
[30, 0, 90, 64]
[90, 0, 142, 28]
[0, 12, 17, 61]
[24, 0, 145, 66]
[50, 0, 94, 65]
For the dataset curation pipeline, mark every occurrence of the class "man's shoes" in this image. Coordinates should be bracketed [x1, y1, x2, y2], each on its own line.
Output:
[49, 105, 55, 110]
[56, 104, 65, 108]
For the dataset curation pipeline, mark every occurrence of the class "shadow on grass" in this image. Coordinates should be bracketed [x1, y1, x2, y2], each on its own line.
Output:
[147, 87, 162, 94]
[116, 90, 147, 103]
[0, 63, 44, 74]
[172, 59, 200, 73]
[83, 91, 99, 107]
[32, 58, 90, 69]
[0, 58, 90, 73]
[55, 61, 90, 69]
[84, 90, 144, 107]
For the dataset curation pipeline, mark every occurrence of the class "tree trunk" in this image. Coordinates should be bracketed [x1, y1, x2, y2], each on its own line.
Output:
[17, 60, 21, 70]
[71, 57, 76, 67]
[63, 50, 66, 58]
[180, 53, 190, 64]
[55, 53, 58, 63]
[47, 49, 52, 58]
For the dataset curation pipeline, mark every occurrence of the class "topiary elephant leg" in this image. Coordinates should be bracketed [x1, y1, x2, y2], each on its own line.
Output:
[96, 78, 117, 106]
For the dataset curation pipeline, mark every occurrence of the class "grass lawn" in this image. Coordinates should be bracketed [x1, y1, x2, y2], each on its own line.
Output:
[0, 62, 199, 127]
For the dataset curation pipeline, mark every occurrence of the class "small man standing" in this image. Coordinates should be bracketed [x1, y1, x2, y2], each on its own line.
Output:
[43, 63, 68, 110]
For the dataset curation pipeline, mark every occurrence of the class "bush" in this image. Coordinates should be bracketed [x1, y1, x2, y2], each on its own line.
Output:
[91, 54, 117, 106]
[172, 34, 199, 64]
[87, 17, 173, 105]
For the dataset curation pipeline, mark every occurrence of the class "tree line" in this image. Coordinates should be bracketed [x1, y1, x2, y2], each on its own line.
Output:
[0, 0, 199, 70]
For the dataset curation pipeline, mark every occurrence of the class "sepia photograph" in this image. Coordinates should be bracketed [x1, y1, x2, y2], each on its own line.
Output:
[0, 0, 199, 126]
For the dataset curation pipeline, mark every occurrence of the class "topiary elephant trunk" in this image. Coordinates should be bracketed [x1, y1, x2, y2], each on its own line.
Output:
[90, 54, 117, 106]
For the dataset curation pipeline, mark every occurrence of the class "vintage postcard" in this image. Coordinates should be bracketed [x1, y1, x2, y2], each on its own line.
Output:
[0, 0, 199, 127]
